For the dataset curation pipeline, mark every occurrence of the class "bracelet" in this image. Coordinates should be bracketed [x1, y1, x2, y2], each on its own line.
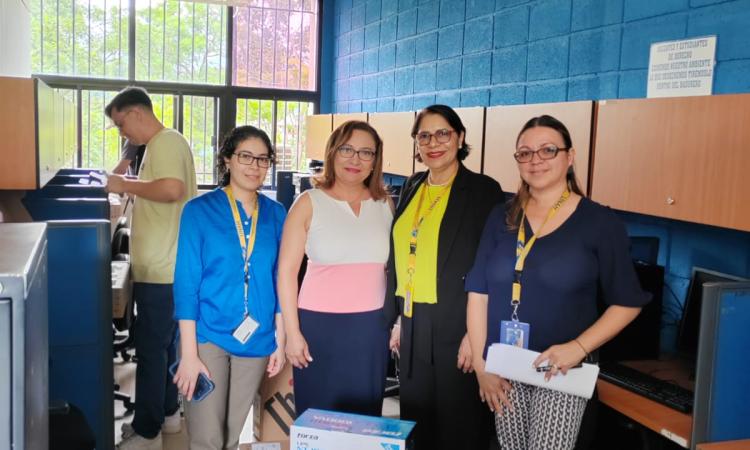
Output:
[573, 338, 589, 357]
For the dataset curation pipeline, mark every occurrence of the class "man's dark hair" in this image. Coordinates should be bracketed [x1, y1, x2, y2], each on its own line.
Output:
[105, 87, 153, 118]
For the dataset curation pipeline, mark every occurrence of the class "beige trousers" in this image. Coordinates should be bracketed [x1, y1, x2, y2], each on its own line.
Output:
[185, 342, 268, 450]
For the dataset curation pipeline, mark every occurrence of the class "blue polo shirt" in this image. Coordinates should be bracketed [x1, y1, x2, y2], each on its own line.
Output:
[174, 188, 286, 357]
[466, 198, 650, 355]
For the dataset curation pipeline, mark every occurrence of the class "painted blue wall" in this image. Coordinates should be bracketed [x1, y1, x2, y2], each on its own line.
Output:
[320, 0, 750, 353]
[324, 0, 750, 113]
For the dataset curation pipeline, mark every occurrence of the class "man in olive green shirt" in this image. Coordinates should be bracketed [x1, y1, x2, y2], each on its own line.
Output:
[105, 87, 197, 450]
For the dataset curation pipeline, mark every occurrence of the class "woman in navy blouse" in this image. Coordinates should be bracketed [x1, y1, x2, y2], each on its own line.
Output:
[465, 115, 650, 450]
[172, 126, 287, 450]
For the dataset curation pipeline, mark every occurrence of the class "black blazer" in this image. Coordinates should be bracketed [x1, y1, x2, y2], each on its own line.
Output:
[384, 163, 503, 348]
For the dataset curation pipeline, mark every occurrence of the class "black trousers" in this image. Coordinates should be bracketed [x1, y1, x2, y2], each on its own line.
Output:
[399, 303, 492, 450]
[131, 282, 179, 439]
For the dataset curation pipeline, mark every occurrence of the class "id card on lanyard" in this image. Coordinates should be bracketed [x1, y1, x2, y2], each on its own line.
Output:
[500, 190, 569, 348]
[226, 186, 260, 344]
[403, 176, 454, 318]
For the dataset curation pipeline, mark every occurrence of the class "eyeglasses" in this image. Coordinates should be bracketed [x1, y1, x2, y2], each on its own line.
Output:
[337, 145, 377, 161]
[234, 151, 272, 168]
[110, 109, 135, 130]
[415, 128, 454, 146]
[513, 145, 570, 163]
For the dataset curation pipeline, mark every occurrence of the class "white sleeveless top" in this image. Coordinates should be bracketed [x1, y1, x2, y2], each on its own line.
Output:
[299, 189, 393, 313]
[304, 189, 392, 264]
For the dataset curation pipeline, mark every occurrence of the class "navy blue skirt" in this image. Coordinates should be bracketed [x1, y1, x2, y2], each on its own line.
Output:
[293, 309, 389, 417]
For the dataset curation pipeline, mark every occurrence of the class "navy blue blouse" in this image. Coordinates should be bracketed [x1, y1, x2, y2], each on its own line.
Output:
[465, 197, 650, 354]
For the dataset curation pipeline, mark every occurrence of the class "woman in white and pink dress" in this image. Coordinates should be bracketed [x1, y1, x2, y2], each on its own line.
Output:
[277, 120, 394, 416]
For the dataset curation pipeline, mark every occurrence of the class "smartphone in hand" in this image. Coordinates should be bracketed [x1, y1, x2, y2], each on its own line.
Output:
[169, 360, 215, 402]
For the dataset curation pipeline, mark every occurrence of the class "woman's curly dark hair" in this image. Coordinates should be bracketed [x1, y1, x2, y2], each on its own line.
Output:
[216, 125, 275, 187]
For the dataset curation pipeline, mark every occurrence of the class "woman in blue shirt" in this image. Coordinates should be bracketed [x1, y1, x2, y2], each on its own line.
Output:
[466, 115, 650, 450]
[173, 125, 287, 450]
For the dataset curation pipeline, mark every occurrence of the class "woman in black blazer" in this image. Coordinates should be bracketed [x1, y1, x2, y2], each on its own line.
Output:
[386, 104, 503, 449]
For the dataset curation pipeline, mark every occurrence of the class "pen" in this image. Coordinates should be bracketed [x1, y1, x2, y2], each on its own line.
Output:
[536, 363, 583, 372]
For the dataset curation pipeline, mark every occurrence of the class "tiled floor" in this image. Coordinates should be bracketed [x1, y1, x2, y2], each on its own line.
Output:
[113, 358, 400, 449]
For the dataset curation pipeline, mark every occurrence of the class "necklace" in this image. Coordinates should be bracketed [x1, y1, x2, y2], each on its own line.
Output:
[427, 172, 451, 186]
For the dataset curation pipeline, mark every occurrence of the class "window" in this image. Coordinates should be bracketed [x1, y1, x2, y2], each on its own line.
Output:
[183, 95, 219, 184]
[31, 0, 320, 188]
[135, 0, 227, 84]
[274, 100, 312, 172]
[235, 98, 313, 178]
[233, 1, 318, 90]
[31, 0, 129, 78]
[80, 91, 175, 169]
[235, 98, 276, 185]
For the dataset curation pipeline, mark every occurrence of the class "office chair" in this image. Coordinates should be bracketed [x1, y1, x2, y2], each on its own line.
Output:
[384, 352, 400, 397]
[112, 226, 136, 415]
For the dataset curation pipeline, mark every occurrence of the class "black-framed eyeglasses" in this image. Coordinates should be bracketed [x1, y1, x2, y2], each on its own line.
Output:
[513, 145, 570, 163]
[337, 145, 377, 161]
[234, 151, 272, 168]
[415, 128, 454, 146]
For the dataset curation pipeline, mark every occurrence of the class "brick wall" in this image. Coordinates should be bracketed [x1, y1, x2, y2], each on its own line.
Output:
[325, 0, 750, 113]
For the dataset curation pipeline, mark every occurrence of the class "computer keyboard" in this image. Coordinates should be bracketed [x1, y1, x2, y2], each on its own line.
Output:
[599, 362, 694, 413]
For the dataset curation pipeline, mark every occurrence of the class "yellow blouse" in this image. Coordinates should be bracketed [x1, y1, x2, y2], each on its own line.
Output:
[392, 182, 452, 304]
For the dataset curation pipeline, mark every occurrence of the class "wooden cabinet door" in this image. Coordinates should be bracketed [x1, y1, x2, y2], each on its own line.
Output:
[0, 77, 76, 189]
[484, 101, 593, 194]
[591, 94, 750, 232]
[0, 77, 37, 189]
[369, 111, 415, 176]
[304, 114, 332, 161]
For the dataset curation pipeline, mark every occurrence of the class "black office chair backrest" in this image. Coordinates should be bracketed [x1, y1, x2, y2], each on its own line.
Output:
[111, 227, 130, 258]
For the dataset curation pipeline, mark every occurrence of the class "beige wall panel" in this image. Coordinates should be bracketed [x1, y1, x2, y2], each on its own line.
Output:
[369, 111, 416, 177]
[305, 114, 332, 161]
[456, 107, 484, 173]
[332, 113, 368, 129]
[484, 101, 593, 194]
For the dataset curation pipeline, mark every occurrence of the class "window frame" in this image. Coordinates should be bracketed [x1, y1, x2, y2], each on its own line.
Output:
[33, 1, 322, 189]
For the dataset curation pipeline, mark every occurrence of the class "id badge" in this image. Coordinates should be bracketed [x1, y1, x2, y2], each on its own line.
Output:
[500, 320, 530, 349]
[404, 284, 414, 318]
[232, 315, 259, 344]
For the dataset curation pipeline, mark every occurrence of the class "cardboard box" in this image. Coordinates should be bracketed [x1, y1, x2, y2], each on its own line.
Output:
[111, 261, 131, 319]
[239, 442, 289, 450]
[291, 409, 415, 450]
[253, 364, 295, 446]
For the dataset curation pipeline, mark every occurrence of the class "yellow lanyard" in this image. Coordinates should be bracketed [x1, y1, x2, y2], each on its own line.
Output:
[511, 189, 570, 321]
[226, 186, 259, 318]
[403, 175, 454, 318]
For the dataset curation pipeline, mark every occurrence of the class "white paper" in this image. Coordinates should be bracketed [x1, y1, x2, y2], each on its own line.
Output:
[485, 343, 599, 399]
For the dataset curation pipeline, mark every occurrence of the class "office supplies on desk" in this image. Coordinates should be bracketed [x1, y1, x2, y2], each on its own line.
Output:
[599, 362, 693, 413]
[485, 343, 599, 399]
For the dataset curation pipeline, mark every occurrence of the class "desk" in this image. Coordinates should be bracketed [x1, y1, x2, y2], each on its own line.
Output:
[597, 358, 694, 448]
